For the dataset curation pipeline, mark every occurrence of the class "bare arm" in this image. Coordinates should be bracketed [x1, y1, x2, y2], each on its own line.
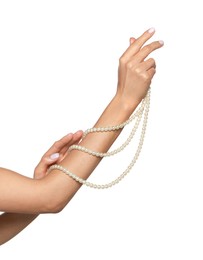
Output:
[0, 28, 163, 215]
[0, 213, 38, 245]
[42, 29, 163, 212]
[0, 131, 83, 245]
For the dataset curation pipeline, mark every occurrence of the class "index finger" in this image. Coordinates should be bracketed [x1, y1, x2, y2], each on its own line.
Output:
[41, 133, 74, 160]
[45, 130, 83, 158]
[121, 28, 155, 60]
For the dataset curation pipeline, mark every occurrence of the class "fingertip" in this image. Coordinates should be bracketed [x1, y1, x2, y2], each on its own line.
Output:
[75, 130, 83, 135]
[159, 40, 164, 46]
[66, 133, 73, 138]
[147, 27, 155, 34]
[76, 132, 83, 140]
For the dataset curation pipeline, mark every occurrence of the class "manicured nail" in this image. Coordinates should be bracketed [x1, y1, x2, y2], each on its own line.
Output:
[50, 153, 60, 160]
[148, 27, 155, 34]
[159, 40, 164, 46]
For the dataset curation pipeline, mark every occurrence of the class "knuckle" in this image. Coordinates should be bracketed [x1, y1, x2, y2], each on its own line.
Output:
[141, 72, 150, 81]
[53, 141, 60, 149]
[126, 61, 133, 69]
[135, 67, 141, 74]
[119, 56, 127, 65]
[149, 58, 156, 68]
[41, 155, 46, 161]
[119, 56, 124, 64]
[41, 156, 47, 164]
[143, 44, 151, 53]
[149, 57, 155, 64]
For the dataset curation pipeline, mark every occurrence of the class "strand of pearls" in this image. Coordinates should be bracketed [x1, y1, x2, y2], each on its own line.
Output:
[68, 99, 145, 157]
[82, 99, 145, 138]
[48, 90, 150, 189]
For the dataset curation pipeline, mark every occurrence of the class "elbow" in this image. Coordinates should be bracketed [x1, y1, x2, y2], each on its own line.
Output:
[37, 176, 73, 214]
[42, 198, 66, 214]
[50, 201, 66, 214]
[42, 191, 74, 213]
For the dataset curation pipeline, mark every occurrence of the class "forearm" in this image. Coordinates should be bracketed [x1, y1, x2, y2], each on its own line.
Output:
[62, 95, 134, 177]
[43, 95, 136, 211]
[0, 213, 38, 245]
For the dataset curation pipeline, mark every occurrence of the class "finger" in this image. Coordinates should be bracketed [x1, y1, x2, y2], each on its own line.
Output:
[121, 28, 155, 60]
[135, 40, 164, 63]
[34, 134, 73, 177]
[42, 130, 83, 162]
[42, 133, 73, 160]
[34, 133, 75, 179]
[34, 157, 58, 179]
[34, 131, 83, 179]
[147, 67, 156, 79]
[72, 130, 83, 143]
[65, 130, 83, 149]
[59, 130, 83, 156]
[133, 58, 156, 72]
[130, 37, 136, 45]
[38, 133, 73, 162]
[34, 153, 60, 179]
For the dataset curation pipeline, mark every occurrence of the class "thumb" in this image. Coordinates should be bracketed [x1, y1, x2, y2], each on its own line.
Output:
[34, 153, 60, 179]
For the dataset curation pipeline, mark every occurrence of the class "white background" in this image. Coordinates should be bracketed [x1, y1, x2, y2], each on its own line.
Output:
[0, 0, 202, 259]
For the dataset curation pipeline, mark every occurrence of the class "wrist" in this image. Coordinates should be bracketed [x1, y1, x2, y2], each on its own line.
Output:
[113, 93, 140, 116]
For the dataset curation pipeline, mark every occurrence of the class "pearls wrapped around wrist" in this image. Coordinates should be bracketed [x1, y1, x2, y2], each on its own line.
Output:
[48, 90, 150, 189]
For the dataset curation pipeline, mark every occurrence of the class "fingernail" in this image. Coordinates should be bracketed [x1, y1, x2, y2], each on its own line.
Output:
[50, 153, 60, 160]
[148, 27, 155, 34]
[159, 40, 164, 46]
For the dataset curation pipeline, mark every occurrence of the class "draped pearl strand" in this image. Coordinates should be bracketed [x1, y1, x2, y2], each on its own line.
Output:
[48, 90, 150, 189]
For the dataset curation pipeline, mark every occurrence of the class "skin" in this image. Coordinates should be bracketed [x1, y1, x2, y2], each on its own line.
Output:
[0, 131, 83, 245]
[0, 28, 163, 245]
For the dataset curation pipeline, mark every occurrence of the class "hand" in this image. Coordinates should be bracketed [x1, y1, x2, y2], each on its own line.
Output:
[116, 28, 164, 112]
[34, 131, 83, 179]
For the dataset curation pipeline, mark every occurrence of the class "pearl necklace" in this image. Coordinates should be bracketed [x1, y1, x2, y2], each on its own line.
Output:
[48, 90, 150, 189]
